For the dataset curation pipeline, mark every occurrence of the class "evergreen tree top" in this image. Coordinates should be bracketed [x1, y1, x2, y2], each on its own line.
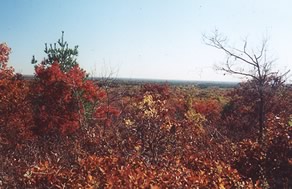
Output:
[32, 31, 79, 73]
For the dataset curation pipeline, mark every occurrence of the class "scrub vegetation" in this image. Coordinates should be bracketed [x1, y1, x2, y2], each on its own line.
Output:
[0, 35, 291, 188]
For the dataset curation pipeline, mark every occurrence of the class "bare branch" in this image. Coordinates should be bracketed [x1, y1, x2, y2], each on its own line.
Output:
[243, 41, 258, 66]
[255, 39, 267, 61]
[219, 58, 258, 80]
[203, 32, 257, 67]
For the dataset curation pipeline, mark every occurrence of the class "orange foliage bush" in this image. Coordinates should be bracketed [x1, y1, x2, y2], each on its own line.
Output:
[21, 154, 257, 188]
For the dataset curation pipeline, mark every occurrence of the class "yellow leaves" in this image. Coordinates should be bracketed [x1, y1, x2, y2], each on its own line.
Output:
[185, 109, 206, 134]
[184, 97, 206, 129]
[143, 107, 158, 118]
[124, 118, 135, 127]
[134, 144, 142, 152]
[143, 94, 155, 106]
[185, 109, 206, 123]
[135, 94, 159, 118]
[219, 183, 225, 189]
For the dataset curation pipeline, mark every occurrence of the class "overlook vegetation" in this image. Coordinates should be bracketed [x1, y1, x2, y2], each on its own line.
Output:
[0, 37, 291, 188]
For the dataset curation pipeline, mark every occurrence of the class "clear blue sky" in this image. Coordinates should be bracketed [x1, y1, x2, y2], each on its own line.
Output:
[1, 0, 291, 81]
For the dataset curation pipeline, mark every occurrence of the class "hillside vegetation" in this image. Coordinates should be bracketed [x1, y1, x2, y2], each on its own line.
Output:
[0, 42, 291, 188]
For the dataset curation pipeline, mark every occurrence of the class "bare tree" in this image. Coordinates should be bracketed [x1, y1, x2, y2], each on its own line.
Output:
[203, 30, 290, 141]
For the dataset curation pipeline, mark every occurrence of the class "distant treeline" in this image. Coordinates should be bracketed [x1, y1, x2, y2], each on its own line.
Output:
[91, 77, 239, 88]
[23, 75, 238, 88]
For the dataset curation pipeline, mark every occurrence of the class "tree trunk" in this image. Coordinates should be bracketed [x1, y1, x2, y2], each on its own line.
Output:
[258, 85, 265, 142]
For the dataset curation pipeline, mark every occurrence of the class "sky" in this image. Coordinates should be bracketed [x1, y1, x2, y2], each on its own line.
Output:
[1, 0, 291, 82]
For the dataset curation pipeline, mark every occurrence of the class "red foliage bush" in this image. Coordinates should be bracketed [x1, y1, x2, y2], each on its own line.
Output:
[221, 80, 292, 141]
[192, 99, 222, 124]
[0, 43, 11, 66]
[221, 82, 292, 187]
[0, 43, 33, 145]
[30, 61, 106, 135]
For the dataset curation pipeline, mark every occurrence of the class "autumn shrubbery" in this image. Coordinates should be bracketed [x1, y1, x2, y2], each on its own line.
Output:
[0, 42, 291, 188]
[0, 43, 33, 146]
[232, 115, 291, 188]
[30, 61, 106, 135]
[220, 81, 292, 188]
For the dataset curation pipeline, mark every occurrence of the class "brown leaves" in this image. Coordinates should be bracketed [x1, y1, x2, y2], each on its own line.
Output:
[0, 44, 290, 188]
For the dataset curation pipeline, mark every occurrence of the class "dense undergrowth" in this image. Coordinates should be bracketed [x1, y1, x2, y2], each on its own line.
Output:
[0, 43, 291, 188]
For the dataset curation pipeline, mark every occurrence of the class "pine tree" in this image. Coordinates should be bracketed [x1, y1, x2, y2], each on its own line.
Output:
[32, 31, 79, 72]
